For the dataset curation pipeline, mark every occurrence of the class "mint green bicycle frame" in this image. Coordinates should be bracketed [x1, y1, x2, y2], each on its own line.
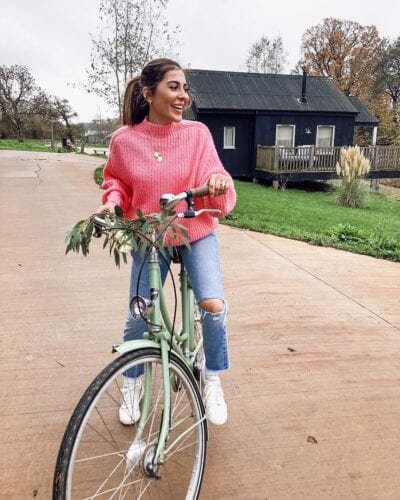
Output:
[113, 234, 205, 465]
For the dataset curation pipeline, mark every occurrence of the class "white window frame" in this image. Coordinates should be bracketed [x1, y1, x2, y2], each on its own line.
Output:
[223, 126, 236, 149]
[275, 124, 295, 147]
[316, 125, 335, 147]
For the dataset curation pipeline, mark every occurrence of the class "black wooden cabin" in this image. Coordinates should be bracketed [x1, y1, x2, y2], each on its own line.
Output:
[186, 69, 378, 179]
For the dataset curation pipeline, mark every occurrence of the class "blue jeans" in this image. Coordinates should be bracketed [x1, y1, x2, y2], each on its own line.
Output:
[123, 232, 229, 377]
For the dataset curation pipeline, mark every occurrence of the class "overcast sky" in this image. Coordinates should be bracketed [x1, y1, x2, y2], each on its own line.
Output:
[1, 0, 399, 122]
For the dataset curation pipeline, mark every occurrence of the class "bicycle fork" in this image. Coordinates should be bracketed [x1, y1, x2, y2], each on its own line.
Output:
[128, 244, 205, 476]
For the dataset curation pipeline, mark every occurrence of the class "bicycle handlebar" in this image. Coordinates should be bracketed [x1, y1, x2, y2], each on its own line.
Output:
[187, 185, 210, 198]
[160, 185, 210, 212]
[93, 185, 220, 237]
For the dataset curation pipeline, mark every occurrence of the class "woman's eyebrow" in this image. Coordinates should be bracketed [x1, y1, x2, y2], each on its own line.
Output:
[167, 80, 188, 86]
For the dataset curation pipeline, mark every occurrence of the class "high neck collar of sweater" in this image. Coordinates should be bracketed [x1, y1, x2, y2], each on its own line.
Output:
[134, 117, 186, 139]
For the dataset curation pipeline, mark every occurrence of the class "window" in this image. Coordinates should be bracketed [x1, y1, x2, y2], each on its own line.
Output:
[276, 125, 295, 147]
[316, 126, 335, 147]
[223, 126, 236, 149]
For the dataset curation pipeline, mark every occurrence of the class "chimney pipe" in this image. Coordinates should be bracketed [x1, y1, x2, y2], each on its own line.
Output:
[300, 69, 307, 103]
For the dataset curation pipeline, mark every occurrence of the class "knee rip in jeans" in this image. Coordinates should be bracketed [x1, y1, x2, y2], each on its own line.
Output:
[199, 299, 227, 317]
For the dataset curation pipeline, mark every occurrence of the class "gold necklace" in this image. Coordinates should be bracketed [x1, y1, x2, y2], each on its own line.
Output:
[153, 151, 163, 163]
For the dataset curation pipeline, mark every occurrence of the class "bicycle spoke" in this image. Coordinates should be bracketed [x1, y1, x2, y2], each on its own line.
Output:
[136, 480, 152, 500]
[55, 350, 206, 499]
[81, 477, 147, 499]
[76, 449, 127, 463]
[144, 369, 163, 445]
[80, 422, 118, 452]
[91, 454, 126, 498]
[94, 406, 119, 450]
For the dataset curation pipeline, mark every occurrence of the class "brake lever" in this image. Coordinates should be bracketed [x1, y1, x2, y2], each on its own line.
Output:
[93, 215, 106, 238]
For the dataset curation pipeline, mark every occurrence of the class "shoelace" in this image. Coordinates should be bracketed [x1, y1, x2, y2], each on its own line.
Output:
[204, 381, 225, 406]
[121, 381, 143, 402]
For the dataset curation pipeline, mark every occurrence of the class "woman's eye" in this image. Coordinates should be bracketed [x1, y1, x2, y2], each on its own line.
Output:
[168, 85, 189, 92]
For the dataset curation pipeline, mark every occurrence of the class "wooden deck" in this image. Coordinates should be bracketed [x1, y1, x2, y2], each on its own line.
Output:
[256, 145, 400, 181]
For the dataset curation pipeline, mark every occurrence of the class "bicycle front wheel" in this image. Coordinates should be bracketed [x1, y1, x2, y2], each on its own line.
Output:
[53, 348, 207, 500]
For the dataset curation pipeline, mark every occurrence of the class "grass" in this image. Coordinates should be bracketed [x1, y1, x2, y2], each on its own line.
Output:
[0, 138, 58, 152]
[94, 166, 105, 186]
[87, 143, 108, 148]
[222, 180, 400, 262]
[0, 138, 100, 154]
[92, 168, 400, 261]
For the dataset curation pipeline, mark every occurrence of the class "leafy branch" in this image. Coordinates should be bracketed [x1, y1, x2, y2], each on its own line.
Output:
[65, 207, 189, 267]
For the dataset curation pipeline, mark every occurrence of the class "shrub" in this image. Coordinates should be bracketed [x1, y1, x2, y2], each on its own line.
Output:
[335, 146, 370, 208]
[324, 223, 400, 261]
[94, 165, 105, 186]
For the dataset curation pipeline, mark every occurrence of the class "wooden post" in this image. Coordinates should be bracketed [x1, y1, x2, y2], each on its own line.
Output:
[274, 146, 279, 172]
[50, 122, 54, 150]
[372, 126, 378, 146]
[370, 178, 380, 191]
[273, 146, 280, 189]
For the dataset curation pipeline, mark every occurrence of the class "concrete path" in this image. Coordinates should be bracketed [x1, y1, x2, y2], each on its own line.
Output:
[1, 150, 400, 499]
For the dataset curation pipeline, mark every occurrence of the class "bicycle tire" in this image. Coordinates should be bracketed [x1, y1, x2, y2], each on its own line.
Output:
[53, 348, 207, 499]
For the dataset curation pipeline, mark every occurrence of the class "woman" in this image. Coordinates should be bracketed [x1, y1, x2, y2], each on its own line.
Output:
[97, 58, 236, 426]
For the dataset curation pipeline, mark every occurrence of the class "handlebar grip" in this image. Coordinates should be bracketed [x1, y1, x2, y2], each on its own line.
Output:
[93, 215, 105, 238]
[189, 185, 210, 198]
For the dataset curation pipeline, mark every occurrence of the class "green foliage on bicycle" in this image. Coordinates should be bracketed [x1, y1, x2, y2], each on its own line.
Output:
[65, 207, 190, 267]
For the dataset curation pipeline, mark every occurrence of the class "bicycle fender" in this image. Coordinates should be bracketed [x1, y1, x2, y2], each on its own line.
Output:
[113, 339, 160, 355]
[114, 340, 190, 370]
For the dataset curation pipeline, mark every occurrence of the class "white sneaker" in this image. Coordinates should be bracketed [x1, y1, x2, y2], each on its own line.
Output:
[203, 377, 228, 426]
[119, 377, 144, 425]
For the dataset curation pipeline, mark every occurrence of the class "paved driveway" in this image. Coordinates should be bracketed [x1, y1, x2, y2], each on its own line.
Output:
[1, 150, 400, 499]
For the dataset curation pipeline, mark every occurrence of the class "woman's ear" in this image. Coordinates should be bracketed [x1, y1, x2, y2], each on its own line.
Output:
[142, 87, 152, 104]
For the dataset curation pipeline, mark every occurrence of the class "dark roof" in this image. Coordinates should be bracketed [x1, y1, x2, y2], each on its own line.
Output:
[187, 69, 357, 115]
[347, 96, 379, 125]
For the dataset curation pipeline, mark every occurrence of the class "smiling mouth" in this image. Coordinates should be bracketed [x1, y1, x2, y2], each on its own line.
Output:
[171, 105, 183, 112]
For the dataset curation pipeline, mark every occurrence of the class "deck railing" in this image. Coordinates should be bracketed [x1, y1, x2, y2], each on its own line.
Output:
[256, 145, 400, 174]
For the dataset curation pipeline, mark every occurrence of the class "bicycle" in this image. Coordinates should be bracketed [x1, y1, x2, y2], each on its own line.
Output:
[53, 185, 221, 499]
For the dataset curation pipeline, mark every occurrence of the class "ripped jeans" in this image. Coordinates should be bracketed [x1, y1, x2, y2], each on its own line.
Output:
[123, 232, 229, 378]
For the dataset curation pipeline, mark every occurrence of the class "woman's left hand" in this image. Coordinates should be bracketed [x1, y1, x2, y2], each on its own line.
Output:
[208, 174, 231, 196]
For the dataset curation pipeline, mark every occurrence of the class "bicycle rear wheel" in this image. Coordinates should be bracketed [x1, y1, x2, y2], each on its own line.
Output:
[53, 348, 207, 499]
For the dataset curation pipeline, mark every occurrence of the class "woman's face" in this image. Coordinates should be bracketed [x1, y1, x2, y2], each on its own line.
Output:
[146, 69, 190, 125]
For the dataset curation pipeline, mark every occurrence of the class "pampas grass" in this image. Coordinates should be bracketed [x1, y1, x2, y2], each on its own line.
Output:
[335, 146, 371, 208]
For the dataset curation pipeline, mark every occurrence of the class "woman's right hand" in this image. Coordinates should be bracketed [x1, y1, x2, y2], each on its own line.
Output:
[96, 201, 116, 215]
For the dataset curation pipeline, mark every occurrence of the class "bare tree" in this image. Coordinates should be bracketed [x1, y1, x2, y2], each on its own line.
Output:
[0, 65, 48, 141]
[246, 35, 287, 74]
[51, 97, 78, 142]
[300, 18, 385, 99]
[374, 37, 400, 123]
[86, 0, 180, 121]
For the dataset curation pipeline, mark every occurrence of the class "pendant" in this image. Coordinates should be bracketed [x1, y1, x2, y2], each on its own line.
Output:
[154, 151, 163, 163]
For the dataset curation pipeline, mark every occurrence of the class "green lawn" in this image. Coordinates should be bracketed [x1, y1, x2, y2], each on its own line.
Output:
[0, 138, 57, 152]
[222, 181, 400, 262]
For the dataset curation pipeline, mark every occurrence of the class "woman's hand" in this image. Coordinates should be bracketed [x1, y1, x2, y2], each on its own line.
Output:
[96, 201, 116, 215]
[208, 174, 231, 196]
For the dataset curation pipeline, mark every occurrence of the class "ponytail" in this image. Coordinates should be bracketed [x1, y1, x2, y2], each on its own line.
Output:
[122, 76, 149, 125]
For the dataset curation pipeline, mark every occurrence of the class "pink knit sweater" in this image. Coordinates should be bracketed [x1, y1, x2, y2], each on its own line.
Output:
[102, 118, 237, 243]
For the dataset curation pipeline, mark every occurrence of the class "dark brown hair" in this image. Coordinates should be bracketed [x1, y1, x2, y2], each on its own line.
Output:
[122, 58, 188, 125]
